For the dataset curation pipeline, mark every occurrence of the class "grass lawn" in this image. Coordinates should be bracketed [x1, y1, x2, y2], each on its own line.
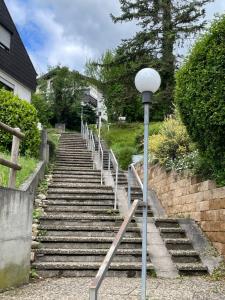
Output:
[0, 152, 38, 188]
[47, 128, 61, 148]
[101, 122, 162, 169]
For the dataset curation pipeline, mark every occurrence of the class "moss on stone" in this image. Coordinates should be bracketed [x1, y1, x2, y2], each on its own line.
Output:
[0, 263, 29, 291]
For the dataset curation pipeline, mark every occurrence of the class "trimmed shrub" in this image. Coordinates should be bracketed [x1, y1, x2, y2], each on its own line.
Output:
[0, 89, 40, 157]
[149, 117, 193, 165]
[175, 16, 225, 184]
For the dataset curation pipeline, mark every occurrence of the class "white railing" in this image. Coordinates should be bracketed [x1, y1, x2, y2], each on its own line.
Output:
[108, 149, 118, 210]
[98, 140, 104, 185]
[89, 199, 140, 300]
[128, 162, 143, 207]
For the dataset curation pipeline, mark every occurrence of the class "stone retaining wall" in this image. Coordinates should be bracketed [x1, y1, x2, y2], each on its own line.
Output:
[137, 164, 225, 259]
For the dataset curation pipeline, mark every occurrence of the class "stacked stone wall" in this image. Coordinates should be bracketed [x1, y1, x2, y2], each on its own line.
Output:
[137, 164, 225, 259]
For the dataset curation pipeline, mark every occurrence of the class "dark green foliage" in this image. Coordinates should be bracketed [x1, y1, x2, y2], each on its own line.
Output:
[114, 146, 136, 170]
[110, 0, 212, 117]
[38, 66, 96, 130]
[0, 89, 40, 157]
[31, 93, 53, 127]
[85, 50, 145, 123]
[175, 15, 225, 184]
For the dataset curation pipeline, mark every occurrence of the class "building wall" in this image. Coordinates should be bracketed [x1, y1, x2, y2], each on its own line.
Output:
[0, 68, 32, 102]
[137, 164, 225, 259]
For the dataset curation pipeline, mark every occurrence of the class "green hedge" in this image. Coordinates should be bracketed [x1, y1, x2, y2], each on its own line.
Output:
[175, 15, 225, 184]
[0, 90, 40, 157]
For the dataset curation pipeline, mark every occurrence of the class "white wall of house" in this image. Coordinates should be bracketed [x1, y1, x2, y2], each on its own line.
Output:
[0, 68, 32, 102]
[89, 85, 108, 121]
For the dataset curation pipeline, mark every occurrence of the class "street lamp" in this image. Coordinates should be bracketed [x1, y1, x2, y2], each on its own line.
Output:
[134, 68, 161, 300]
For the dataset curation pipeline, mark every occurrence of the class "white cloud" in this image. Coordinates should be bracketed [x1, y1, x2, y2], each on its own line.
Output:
[4, 0, 225, 75]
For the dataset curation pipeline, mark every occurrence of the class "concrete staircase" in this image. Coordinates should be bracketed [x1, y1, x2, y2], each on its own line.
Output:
[155, 218, 208, 276]
[33, 133, 154, 278]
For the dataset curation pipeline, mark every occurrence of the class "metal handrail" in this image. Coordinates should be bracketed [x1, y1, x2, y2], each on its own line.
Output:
[90, 131, 96, 169]
[128, 162, 143, 207]
[89, 199, 140, 300]
[98, 140, 103, 185]
[108, 149, 118, 209]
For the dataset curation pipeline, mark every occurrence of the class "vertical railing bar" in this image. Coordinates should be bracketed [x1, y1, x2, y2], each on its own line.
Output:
[128, 166, 131, 208]
[8, 128, 21, 188]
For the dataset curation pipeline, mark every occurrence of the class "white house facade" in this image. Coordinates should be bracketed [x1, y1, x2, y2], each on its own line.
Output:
[0, 0, 37, 102]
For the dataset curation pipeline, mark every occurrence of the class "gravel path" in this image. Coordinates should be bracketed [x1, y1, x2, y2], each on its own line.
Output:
[1, 277, 225, 300]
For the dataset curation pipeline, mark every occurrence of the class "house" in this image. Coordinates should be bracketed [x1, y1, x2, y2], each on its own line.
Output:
[38, 68, 108, 122]
[0, 0, 37, 102]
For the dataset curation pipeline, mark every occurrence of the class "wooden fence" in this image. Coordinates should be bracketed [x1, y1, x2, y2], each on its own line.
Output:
[0, 121, 25, 188]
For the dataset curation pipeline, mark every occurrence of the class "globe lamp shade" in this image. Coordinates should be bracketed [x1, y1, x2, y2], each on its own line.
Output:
[135, 68, 161, 93]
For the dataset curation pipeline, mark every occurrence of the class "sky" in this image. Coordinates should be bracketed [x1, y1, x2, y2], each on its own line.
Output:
[4, 0, 225, 75]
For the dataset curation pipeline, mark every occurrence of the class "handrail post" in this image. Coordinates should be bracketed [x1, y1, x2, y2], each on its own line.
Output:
[128, 165, 132, 208]
[108, 152, 111, 171]
[89, 288, 97, 300]
[100, 145, 103, 185]
[8, 128, 21, 188]
[114, 164, 118, 210]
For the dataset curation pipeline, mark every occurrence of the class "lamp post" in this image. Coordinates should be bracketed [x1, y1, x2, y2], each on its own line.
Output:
[135, 68, 161, 300]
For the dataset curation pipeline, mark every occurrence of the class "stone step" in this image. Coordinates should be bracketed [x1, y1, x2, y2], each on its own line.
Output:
[44, 207, 120, 215]
[37, 236, 142, 249]
[36, 252, 144, 263]
[49, 183, 111, 189]
[38, 224, 139, 233]
[46, 194, 115, 200]
[56, 151, 91, 154]
[55, 158, 92, 162]
[55, 161, 93, 165]
[35, 248, 143, 262]
[33, 262, 154, 278]
[53, 167, 93, 171]
[39, 230, 138, 238]
[160, 228, 186, 239]
[40, 214, 127, 222]
[56, 155, 92, 159]
[53, 171, 101, 175]
[47, 188, 114, 195]
[40, 214, 133, 226]
[169, 250, 200, 263]
[44, 200, 114, 207]
[176, 263, 208, 276]
[155, 218, 180, 228]
[52, 178, 101, 184]
[164, 238, 193, 250]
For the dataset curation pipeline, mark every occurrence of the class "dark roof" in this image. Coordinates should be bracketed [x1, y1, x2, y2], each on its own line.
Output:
[0, 0, 37, 91]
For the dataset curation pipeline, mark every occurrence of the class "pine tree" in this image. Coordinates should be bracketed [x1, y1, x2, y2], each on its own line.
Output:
[111, 0, 213, 115]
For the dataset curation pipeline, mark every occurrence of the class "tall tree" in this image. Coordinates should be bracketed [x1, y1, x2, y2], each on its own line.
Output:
[85, 50, 146, 122]
[111, 0, 213, 115]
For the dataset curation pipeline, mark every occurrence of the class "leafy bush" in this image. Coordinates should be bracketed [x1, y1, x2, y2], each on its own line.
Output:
[113, 146, 137, 170]
[175, 15, 225, 184]
[31, 93, 53, 127]
[0, 89, 40, 157]
[149, 117, 193, 165]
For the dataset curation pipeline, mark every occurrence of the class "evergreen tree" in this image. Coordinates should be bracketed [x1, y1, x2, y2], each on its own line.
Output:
[111, 0, 213, 115]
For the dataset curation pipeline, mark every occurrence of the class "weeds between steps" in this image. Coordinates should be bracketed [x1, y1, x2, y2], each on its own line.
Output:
[30, 163, 54, 280]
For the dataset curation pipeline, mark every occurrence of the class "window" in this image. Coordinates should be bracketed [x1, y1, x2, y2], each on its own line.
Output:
[0, 25, 11, 50]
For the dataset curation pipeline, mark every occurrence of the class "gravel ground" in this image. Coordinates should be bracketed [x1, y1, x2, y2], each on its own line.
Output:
[1, 277, 225, 300]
